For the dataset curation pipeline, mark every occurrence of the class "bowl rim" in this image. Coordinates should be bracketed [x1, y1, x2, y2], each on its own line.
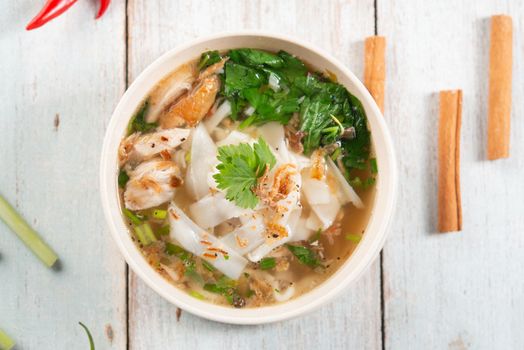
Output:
[100, 30, 398, 324]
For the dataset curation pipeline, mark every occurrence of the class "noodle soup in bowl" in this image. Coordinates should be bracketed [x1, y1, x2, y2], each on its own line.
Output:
[100, 32, 397, 324]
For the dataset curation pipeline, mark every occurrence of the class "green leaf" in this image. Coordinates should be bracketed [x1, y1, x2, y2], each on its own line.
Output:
[223, 62, 266, 97]
[370, 158, 378, 174]
[128, 100, 157, 134]
[286, 244, 321, 268]
[198, 50, 221, 70]
[78, 322, 95, 350]
[118, 169, 129, 188]
[229, 48, 285, 68]
[202, 259, 216, 272]
[213, 138, 276, 209]
[259, 257, 276, 270]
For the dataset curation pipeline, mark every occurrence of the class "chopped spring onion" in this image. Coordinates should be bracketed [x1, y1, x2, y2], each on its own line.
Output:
[189, 290, 206, 300]
[0, 328, 15, 350]
[370, 158, 378, 174]
[78, 322, 95, 350]
[152, 209, 167, 220]
[202, 260, 216, 272]
[133, 225, 148, 246]
[259, 257, 276, 270]
[309, 229, 322, 243]
[345, 233, 362, 243]
[142, 223, 157, 243]
[330, 147, 342, 160]
[123, 208, 143, 225]
[157, 225, 170, 236]
[0, 194, 58, 268]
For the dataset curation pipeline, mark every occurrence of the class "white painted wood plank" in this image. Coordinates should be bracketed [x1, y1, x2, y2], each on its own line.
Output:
[127, 0, 381, 349]
[0, 1, 127, 348]
[378, 1, 524, 349]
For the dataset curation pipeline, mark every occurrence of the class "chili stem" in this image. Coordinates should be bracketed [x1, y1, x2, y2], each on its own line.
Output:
[0, 194, 58, 267]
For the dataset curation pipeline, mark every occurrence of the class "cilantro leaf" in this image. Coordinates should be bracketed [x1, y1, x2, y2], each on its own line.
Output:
[128, 100, 157, 135]
[286, 244, 321, 268]
[197, 50, 222, 70]
[213, 138, 276, 209]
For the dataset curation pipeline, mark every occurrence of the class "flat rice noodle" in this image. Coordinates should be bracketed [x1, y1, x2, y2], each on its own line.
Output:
[168, 202, 247, 280]
[326, 157, 364, 209]
[258, 122, 284, 149]
[189, 192, 247, 229]
[302, 178, 332, 205]
[186, 124, 217, 200]
[305, 212, 323, 231]
[221, 213, 265, 255]
[216, 130, 253, 147]
[291, 216, 315, 241]
[204, 100, 231, 132]
[310, 195, 341, 230]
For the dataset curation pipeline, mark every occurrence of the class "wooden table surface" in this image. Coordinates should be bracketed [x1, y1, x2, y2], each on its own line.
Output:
[1, 1, 523, 349]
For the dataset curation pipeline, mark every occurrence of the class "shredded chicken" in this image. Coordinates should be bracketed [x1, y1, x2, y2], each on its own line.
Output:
[249, 276, 274, 306]
[124, 160, 182, 210]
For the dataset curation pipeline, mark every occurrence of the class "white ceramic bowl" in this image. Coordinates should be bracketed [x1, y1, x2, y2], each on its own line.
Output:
[100, 32, 397, 324]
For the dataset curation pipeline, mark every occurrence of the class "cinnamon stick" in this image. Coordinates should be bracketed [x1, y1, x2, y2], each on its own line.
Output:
[364, 36, 386, 113]
[487, 15, 513, 160]
[438, 90, 463, 233]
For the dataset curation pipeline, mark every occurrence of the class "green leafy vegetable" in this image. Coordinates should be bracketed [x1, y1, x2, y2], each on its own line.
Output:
[370, 158, 378, 174]
[157, 225, 170, 236]
[309, 229, 322, 243]
[229, 48, 284, 68]
[348, 176, 375, 189]
[223, 62, 266, 98]
[213, 138, 276, 208]
[78, 322, 95, 350]
[197, 50, 222, 70]
[345, 233, 362, 243]
[204, 276, 244, 306]
[0, 194, 58, 268]
[286, 244, 321, 268]
[202, 259, 216, 272]
[128, 100, 157, 134]
[118, 169, 129, 188]
[0, 328, 15, 350]
[259, 257, 276, 270]
[165, 243, 202, 282]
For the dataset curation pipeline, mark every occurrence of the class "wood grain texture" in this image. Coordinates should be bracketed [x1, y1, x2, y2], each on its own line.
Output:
[378, 0, 524, 349]
[127, 1, 381, 349]
[0, 0, 127, 348]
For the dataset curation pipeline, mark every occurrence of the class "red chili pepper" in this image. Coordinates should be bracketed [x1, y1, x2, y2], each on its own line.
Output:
[96, 0, 111, 19]
[26, 0, 79, 31]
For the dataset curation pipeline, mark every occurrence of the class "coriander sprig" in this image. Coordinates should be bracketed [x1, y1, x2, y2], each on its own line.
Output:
[213, 138, 276, 209]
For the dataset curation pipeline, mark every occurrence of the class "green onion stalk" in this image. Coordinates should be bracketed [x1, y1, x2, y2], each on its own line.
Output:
[0, 194, 58, 267]
[0, 328, 15, 350]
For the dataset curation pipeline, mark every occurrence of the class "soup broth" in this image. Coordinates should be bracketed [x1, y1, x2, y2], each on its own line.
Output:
[118, 48, 376, 308]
